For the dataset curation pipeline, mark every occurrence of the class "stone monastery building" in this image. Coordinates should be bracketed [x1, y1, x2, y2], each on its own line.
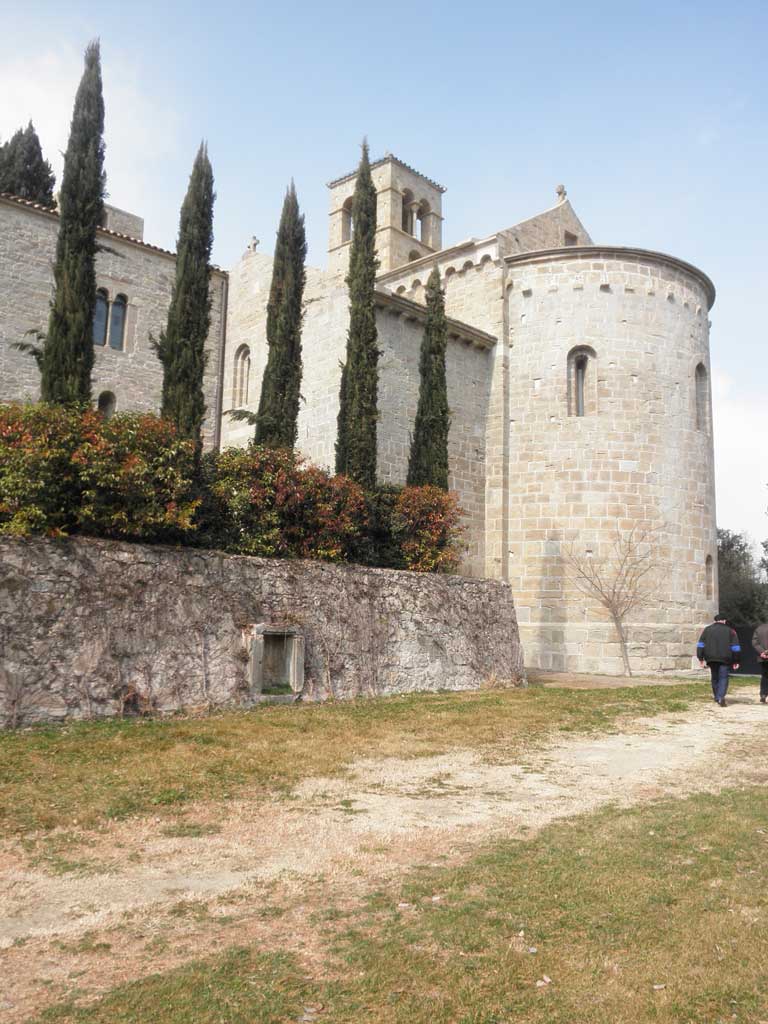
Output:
[0, 153, 718, 674]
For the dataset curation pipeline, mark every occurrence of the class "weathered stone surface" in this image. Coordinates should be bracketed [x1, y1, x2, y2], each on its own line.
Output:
[0, 537, 525, 726]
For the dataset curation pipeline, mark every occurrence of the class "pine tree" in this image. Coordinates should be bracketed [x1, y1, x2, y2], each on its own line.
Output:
[407, 266, 450, 490]
[254, 182, 307, 448]
[154, 142, 215, 451]
[0, 121, 56, 205]
[335, 140, 380, 488]
[40, 41, 105, 404]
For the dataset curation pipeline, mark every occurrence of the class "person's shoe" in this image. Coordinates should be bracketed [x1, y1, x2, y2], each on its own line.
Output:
[718, 698, 727, 707]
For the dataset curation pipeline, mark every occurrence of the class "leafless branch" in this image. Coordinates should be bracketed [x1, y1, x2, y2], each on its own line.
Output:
[564, 524, 660, 676]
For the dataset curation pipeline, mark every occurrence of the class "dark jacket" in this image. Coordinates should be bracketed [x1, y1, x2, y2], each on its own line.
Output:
[697, 622, 741, 665]
[752, 623, 768, 656]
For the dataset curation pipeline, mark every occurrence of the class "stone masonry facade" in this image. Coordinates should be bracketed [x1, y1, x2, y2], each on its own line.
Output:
[0, 537, 525, 726]
[0, 194, 227, 447]
[0, 154, 719, 674]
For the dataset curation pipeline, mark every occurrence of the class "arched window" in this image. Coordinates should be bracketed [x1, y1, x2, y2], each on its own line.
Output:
[341, 197, 353, 243]
[695, 362, 709, 432]
[233, 344, 251, 407]
[567, 346, 597, 417]
[401, 189, 415, 234]
[705, 554, 714, 601]
[93, 289, 108, 346]
[97, 391, 116, 419]
[109, 294, 127, 350]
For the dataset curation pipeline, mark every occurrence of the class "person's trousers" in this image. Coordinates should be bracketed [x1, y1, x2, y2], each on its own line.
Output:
[761, 661, 768, 699]
[709, 662, 730, 702]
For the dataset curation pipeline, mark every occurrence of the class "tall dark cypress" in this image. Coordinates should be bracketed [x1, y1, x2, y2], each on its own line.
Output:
[335, 140, 380, 487]
[40, 41, 105, 404]
[255, 182, 307, 448]
[407, 266, 450, 490]
[154, 143, 215, 450]
[0, 122, 56, 205]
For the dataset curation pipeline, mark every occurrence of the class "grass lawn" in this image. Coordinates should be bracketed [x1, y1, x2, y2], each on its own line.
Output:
[0, 682, 715, 836]
[34, 784, 768, 1023]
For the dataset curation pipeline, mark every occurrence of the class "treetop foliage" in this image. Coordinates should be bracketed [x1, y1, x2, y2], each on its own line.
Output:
[336, 139, 380, 488]
[40, 40, 106, 405]
[716, 528, 768, 625]
[407, 265, 450, 490]
[0, 121, 56, 205]
[154, 141, 215, 451]
[254, 181, 307, 448]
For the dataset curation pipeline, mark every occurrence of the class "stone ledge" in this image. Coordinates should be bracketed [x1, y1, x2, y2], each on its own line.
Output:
[504, 246, 715, 309]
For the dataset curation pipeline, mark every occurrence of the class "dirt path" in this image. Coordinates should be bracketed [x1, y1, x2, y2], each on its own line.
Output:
[2, 689, 768, 1020]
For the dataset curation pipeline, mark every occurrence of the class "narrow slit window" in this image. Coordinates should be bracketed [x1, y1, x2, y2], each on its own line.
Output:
[695, 362, 709, 431]
[705, 554, 714, 601]
[575, 356, 587, 416]
[93, 289, 108, 346]
[567, 346, 597, 417]
[109, 295, 127, 350]
[341, 198, 353, 243]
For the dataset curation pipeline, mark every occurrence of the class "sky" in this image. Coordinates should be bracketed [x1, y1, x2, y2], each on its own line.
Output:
[1, 0, 765, 543]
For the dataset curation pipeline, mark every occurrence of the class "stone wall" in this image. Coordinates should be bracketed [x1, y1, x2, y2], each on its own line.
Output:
[0, 196, 226, 448]
[375, 198, 593, 582]
[0, 537, 525, 727]
[504, 247, 717, 674]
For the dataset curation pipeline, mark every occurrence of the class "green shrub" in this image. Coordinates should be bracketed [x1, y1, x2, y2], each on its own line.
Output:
[392, 485, 464, 573]
[0, 404, 197, 541]
[73, 413, 199, 540]
[350, 484, 405, 569]
[204, 445, 300, 557]
[282, 465, 367, 562]
[204, 445, 367, 561]
[0, 405, 466, 573]
[0, 402, 84, 536]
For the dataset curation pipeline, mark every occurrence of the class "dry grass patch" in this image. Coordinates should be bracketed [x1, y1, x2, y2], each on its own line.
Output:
[33, 784, 768, 1023]
[0, 684, 713, 836]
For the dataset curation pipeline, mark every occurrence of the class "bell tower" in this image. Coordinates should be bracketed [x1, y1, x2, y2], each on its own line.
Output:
[327, 153, 445, 276]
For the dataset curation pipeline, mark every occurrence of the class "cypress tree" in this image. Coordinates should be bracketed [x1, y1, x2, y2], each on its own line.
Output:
[0, 121, 56, 205]
[154, 142, 215, 451]
[40, 41, 105, 404]
[335, 140, 380, 488]
[254, 182, 307, 448]
[407, 266, 450, 490]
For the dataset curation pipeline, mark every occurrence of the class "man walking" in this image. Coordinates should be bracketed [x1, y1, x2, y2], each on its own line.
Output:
[752, 621, 768, 703]
[697, 613, 741, 707]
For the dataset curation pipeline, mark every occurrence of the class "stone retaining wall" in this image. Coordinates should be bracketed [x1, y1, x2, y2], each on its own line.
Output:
[0, 537, 524, 726]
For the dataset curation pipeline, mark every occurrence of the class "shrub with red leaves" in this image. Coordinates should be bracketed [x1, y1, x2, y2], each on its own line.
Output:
[392, 485, 464, 573]
[0, 403, 198, 540]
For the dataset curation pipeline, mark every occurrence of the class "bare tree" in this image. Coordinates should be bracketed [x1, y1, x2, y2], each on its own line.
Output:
[564, 525, 658, 676]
